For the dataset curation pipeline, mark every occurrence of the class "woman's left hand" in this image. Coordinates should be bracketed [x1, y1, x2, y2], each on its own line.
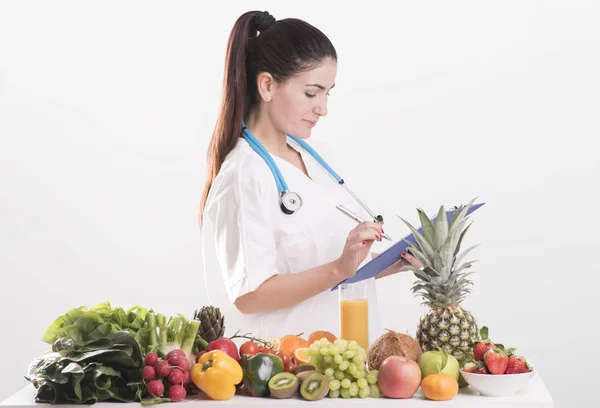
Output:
[396, 251, 423, 271]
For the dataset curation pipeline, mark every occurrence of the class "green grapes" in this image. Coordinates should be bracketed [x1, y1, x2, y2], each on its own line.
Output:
[369, 384, 381, 398]
[366, 370, 378, 385]
[359, 386, 370, 398]
[305, 337, 379, 399]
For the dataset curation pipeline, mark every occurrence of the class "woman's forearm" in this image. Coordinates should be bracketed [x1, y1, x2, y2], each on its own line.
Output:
[234, 261, 346, 314]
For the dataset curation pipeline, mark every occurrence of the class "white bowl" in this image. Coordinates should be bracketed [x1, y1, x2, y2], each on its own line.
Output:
[460, 369, 535, 397]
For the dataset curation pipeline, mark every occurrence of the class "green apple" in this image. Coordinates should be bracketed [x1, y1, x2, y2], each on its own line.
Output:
[417, 350, 459, 380]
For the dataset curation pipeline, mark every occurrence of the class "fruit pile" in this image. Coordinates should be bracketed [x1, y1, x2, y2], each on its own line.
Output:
[141, 350, 191, 402]
[463, 326, 533, 375]
[302, 337, 380, 399]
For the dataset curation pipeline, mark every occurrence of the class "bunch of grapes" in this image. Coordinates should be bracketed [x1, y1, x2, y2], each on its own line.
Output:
[142, 350, 190, 402]
[305, 338, 381, 399]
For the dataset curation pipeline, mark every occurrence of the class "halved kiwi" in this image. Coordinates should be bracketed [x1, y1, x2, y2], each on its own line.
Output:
[295, 370, 318, 384]
[268, 372, 298, 399]
[293, 364, 316, 375]
[300, 372, 329, 401]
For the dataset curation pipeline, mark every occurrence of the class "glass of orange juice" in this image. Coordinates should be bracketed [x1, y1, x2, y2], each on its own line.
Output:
[339, 282, 369, 350]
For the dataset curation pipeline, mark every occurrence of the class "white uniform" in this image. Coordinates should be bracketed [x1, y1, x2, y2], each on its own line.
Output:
[200, 135, 381, 343]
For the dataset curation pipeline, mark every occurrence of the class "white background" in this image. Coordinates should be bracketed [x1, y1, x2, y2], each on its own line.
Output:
[1, 1, 599, 407]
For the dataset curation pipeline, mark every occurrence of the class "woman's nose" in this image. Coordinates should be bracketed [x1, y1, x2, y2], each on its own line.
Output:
[314, 98, 328, 117]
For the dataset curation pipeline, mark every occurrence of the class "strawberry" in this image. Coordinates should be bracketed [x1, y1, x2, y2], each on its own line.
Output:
[483, 347, 509, 375]
[505, 355, 532, 374]
[473, 326, 494, 361]
[463, 360, 487, 374]
[476, 364, 489, 374]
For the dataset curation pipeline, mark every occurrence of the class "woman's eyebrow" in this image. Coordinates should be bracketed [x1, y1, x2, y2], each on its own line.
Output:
[305, 83, 335, 90]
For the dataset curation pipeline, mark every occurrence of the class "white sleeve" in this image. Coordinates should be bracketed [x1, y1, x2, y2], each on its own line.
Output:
[205, 169, 279, 305]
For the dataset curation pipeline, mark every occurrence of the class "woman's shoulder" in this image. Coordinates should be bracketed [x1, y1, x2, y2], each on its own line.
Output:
[209, 138, 274, 197]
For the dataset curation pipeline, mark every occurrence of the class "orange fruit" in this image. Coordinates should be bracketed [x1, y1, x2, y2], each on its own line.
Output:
[294, 348, 311, 365]
[278, 335, 309, 355]
[307, 330, 337, 346]
[421, 374, 459, 401]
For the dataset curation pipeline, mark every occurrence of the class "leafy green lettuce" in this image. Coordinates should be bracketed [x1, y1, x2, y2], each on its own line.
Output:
[42, 301, 160, 355]
[25, 331, 145, 404]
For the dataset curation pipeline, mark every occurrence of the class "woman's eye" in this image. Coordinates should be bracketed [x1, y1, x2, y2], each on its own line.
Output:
[305, 93, 316, 98]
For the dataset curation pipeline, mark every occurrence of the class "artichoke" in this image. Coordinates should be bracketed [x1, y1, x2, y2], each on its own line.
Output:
[193, 306, 225, 344]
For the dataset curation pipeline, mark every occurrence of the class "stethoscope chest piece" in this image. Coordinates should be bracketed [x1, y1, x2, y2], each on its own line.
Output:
[280, 190, 303, 214]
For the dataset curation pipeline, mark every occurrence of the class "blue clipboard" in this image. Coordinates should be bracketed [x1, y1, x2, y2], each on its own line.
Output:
[331, 202, 485, 291]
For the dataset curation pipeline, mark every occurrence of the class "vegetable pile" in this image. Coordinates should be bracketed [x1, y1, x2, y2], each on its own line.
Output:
[26, 302, 201, 404]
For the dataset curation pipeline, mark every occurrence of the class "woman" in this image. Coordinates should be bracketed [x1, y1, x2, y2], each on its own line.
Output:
[199, 11, 420, 341]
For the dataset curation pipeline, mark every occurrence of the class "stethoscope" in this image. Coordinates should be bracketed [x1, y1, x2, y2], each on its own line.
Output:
[241, 121, 390, 236]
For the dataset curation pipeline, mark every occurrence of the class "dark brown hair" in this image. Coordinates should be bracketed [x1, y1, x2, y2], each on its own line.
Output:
[198, 11, 337, 227]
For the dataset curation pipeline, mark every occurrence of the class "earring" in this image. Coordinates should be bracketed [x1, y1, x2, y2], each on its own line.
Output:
[265, 95, 271, 101]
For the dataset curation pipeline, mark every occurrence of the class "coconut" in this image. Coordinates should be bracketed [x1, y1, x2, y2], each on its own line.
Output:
[366, 329, 423, 371]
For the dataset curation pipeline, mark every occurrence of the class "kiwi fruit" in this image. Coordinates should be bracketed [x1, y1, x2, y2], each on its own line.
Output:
[300, 372, 329, 401]
[268, 372, 298, 399]
[293, 364, 315, 375]
[295, 370, 318, 384]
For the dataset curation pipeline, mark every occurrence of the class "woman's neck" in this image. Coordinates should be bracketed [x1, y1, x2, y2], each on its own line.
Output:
[245, 109, 290, 158]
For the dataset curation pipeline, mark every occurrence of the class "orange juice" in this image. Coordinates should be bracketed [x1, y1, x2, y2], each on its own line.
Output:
[339, 299, 369, 350]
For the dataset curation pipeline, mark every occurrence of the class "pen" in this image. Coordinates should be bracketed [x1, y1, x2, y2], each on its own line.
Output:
[335, 205, 393, 241]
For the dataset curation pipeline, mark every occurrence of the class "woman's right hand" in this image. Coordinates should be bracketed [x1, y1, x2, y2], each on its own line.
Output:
[334, 221, 384, 279]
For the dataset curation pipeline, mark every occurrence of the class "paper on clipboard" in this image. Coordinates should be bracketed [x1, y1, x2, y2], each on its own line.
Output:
[331, 202, 485, 291]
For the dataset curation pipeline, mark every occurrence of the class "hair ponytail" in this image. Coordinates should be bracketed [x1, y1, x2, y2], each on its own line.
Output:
[198, 11, 259, 228]
[198, 11, 337, 228]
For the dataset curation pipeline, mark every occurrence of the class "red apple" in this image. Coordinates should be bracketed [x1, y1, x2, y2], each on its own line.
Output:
[378, 356, 422, 399]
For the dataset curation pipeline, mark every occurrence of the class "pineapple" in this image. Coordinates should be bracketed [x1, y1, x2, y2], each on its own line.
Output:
[397, 198, 481, 364]
[193, 306, 225, 343]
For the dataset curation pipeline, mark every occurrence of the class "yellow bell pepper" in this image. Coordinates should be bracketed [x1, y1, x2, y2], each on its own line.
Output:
[191, 349, 243, 400]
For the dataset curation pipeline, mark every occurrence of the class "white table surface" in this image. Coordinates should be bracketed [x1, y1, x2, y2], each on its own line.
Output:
[1, 371, 553, 407]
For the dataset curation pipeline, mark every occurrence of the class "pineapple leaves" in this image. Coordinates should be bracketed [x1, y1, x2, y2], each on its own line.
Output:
[455, 244, 480, 268]
[453, 223, 472, 259]
[402, 266, 432, 282]
[423, 266, 441, 277]
[397, 216, 435, 259]
[454, 261, 478, 275]
[434, 205, 449, 250]
[402, 243, 432, 269]
[417, 208, 435, 247]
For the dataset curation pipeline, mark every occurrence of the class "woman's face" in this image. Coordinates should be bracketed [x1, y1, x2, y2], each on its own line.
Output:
[265, 57, 337, 139]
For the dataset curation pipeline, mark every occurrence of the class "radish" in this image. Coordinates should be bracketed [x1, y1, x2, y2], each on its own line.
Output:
[168, 368, 184, 385]
[167, 349, 186, 361]
[181, 370, 190, 386]
[169, 356, 190, 372]
[145, 352, 158, 366]
[168, 384, 186, 402]
[142, 365, 156, 381]
[154, 360, 171, 377]
[146, 380, 164, 397]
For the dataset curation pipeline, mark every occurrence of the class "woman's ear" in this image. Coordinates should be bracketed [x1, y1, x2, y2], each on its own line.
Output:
[256, 72, 275, 102]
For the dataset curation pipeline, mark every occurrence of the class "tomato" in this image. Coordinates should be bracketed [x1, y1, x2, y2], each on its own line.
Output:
[284, 361, 296, 373]
[261, 348, 275, 355]
[276, 350, 291, 366]
[239, 341, 260, 357]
